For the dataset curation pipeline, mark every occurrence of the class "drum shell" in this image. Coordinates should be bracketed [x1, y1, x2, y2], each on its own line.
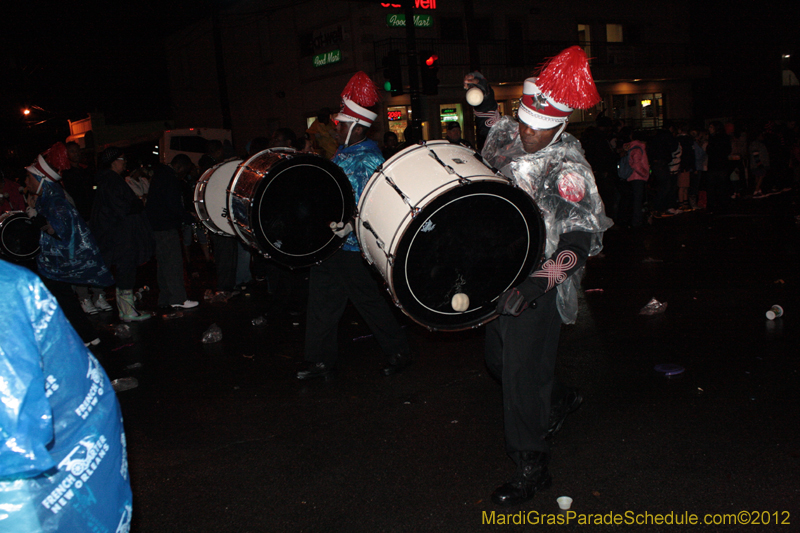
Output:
[194, 159, 241, 237]
[227, 148, 355, 268]
[357, 141, 545, 331]
[0, 211, 41, 262]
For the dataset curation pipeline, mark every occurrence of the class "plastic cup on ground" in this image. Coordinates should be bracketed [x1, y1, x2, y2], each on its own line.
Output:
[557, 496, 573, 510]
[766, 305, 784, 320]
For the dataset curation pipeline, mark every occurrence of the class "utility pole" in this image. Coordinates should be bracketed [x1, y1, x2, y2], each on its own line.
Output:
[403, 1, 422, 143]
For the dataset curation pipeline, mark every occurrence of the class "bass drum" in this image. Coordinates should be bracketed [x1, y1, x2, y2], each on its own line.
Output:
[227, 148, 355, 268]
[194, 159, 241, 236]
[356, 141, 545, 331]
[0, 211, 41, 262]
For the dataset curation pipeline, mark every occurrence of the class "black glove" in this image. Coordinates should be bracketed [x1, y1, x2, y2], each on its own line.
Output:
[496, 284, 539, 316]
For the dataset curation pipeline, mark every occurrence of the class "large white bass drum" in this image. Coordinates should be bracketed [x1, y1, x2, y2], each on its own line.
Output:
[194, 159, 241, 237]
[356, 141, 545, 331]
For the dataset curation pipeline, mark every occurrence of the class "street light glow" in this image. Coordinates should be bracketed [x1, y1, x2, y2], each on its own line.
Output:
[23, 108, 31, 116]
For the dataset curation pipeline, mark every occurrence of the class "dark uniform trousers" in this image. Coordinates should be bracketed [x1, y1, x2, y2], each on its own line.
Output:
[304, 249, 409, 366]
[485, 288, 565, 464]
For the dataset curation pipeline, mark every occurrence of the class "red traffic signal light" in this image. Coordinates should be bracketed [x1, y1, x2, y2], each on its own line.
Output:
[419, 50, 439, 95]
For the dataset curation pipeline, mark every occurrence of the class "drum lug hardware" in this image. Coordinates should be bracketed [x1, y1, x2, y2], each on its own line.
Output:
[362, 220, 386, 253]
[382, 173, 413, 209]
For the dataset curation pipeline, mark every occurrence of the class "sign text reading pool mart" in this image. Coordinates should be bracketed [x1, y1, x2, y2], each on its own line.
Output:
[381, 0, 436, 8]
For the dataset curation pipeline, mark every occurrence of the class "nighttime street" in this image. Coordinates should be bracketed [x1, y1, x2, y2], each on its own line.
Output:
[3, 1, 800, 532]
[82, 192, 798, 532]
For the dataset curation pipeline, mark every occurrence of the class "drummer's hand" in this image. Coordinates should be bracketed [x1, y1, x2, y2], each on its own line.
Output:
[330, 220, 353, 238]
[463, 71, 487, 91]
[496, 287, 537, 316]
[42, 224, 55, 235]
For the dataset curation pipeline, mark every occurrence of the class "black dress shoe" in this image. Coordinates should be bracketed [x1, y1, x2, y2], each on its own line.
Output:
[382, 353, 412, 376]
[492, 452, 552, 506]
[296, 362, 333, 380]
[546, 389, 583, 439]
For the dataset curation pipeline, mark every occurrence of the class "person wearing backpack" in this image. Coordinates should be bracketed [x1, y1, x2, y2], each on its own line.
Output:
[618, 129, 650, 227]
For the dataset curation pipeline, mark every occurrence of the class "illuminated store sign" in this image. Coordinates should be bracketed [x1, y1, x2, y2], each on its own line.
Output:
[386, 14, 433, 27]
[381, 0, 436, 8]
[313, 49, 342, 67]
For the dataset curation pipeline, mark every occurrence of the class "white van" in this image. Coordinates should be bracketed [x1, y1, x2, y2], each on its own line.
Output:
[160, 128, 232, 166]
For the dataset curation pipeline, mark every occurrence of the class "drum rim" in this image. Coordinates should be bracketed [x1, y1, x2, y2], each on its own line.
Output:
[253, 160, 352, 260]
[388, 181, 545, 331]
[0, 211, 41, 260]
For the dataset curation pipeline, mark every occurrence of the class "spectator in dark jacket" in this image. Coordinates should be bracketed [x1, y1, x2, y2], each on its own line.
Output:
[91, 148, 153, 321]
[705, 120, 732, 211]
[146, 154, 198, 310]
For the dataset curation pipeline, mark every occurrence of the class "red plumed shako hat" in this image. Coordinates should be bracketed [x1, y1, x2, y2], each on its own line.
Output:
[518, 46, 601, 130]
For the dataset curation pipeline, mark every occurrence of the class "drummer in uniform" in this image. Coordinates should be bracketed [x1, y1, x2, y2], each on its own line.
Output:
[297, 72, 412, 380]
[464, 47, 613, 506]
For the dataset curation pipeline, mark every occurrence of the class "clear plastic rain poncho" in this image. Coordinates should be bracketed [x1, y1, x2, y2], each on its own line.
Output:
[482, 116, 613, 323]
[0, 260, 132, 532]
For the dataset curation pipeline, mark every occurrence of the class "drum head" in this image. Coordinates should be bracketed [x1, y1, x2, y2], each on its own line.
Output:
[391, 181, 544, 331]
[0, 212, 41, 262]
[251, 154, 354, 267]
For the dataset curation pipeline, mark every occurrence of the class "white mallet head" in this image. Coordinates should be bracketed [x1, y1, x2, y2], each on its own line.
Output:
[451, 292, 469, 312]
[466, 87, 484, 106]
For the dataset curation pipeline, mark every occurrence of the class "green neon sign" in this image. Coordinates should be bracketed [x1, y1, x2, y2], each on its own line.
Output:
[386, 14, 433, 28]
[313, 49, 342, 67]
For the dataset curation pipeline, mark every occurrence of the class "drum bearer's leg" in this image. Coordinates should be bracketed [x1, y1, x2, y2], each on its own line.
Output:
[303, 249, 351, 366]
[491, 289, 562, 462]
[341, 251, 411, 360]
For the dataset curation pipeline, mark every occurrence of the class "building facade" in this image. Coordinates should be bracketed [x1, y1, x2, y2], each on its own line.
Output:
[165, 0, 708, 152]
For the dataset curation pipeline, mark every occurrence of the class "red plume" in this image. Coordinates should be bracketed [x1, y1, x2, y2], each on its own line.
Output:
[45, 142, 70, 173]
[341, 71, 381, 107]
[535, 46, 600, 109]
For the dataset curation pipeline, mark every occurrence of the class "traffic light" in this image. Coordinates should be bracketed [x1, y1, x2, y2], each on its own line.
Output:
[382, 50, 404, 96]
[419, 50, 439, 95]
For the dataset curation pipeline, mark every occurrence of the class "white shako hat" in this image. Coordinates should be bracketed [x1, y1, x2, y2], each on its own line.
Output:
[517, 46, 601, 130]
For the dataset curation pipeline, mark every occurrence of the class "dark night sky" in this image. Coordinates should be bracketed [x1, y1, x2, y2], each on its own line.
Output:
[0, 0, 208, 136]
[1, 0, 797, 146]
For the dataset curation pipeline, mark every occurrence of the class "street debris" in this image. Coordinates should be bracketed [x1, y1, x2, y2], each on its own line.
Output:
[639, 298, 668, 315]
[202, 324, 223, 343]
[111, 377, 138, 392]
[114, 324, 132, 338]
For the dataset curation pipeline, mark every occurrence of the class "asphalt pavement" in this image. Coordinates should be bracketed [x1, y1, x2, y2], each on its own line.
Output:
[91, 191, 799, 533]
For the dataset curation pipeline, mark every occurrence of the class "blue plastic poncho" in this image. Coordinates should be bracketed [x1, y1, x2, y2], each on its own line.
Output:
[0, 260, 132, 532]
[332, 138, 384, 252]
[33, 179, 113, 287]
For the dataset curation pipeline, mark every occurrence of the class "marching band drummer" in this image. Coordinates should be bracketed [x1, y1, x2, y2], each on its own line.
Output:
[464, 47, 613, 506]
[297, 72, 412, 381]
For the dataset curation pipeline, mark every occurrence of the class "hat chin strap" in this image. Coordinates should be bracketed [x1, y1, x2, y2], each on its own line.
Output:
[544, 121, 568, 150]
[343, 121, 356, 147]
